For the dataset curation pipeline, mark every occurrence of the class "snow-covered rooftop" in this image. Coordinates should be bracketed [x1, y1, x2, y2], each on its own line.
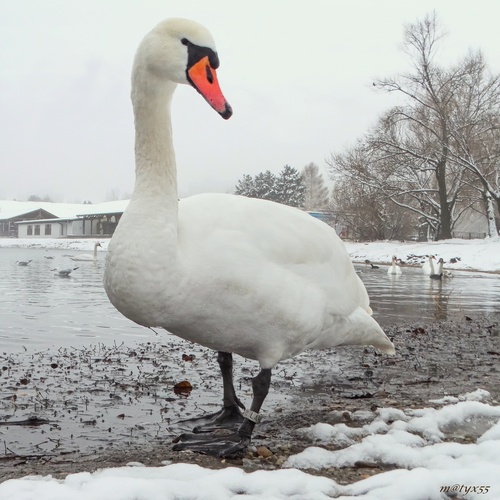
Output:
[0, 200, 129, 221]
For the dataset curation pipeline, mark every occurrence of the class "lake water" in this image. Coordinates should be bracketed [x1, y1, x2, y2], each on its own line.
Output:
[1, 247, 499, 353]
[355, 262, 500, 326]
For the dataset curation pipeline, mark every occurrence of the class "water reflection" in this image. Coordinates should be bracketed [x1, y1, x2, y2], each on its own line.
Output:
[0, 247, 149, 352]
[1, 247, 499, 352]
[356, 263, 500, 326]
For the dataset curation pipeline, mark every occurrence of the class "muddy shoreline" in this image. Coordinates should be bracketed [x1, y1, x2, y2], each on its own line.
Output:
[1, 314, 499, 484]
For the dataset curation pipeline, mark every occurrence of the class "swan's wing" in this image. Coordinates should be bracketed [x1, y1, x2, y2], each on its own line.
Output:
[178, 193, 370, 317]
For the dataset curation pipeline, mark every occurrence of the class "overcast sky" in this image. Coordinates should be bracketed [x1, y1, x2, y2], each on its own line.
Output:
[2, 0, 500, 203]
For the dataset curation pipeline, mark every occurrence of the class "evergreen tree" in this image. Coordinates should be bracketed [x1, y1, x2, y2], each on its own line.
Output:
[254, 170, 278, 201]
[302, 162, 329, 210]
[234, 167, 305, 207]
[276, 165, 305, 207]
[234, 174, 256, 197]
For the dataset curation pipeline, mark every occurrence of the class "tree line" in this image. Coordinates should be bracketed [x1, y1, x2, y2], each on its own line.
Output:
[234, 163, 330, 210]
[327, 12, 500, 241]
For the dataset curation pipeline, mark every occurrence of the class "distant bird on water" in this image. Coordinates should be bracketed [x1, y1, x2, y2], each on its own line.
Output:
[16, 260, 32, 266]
[51, 267, 79, 277]
[364, 259, 379, 269]
[422, 255, 436, 275]
[430, 258, 452, 280]
[387, 256, 402, 275]
[70, 242, 101, 262]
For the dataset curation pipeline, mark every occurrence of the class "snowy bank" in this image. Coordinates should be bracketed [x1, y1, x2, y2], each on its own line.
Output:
[345, 238, 500, 273]
[1, 237, 499, 273]
[1, 390, 499, 500]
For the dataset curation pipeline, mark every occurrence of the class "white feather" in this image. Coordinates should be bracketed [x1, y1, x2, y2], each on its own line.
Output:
[104, 18, 394, 370]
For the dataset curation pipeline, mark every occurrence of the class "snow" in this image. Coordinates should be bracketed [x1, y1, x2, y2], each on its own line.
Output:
[0, 201, 92, 220]
[0, 200, 129, 221]
[1, 235, 499, 273]
[1, 236, 499, 498]
[1, 390, 499, 499]
[283, 390, 500, 499]
[346, 238, 500, 273]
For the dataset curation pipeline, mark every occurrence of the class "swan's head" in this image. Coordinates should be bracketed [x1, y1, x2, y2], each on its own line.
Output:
[133, 18, 232, 119]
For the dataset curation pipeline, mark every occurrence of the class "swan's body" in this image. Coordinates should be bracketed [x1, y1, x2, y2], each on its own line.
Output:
[108, 194, 392, 365]
[422, 255, 436, 275]
[387, 256, 402, 275]
[71, 242, 101, 262]
[103, 18, 394, 457]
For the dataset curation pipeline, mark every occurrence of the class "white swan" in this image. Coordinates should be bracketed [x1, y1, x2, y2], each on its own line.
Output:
[430, 258, 452, 279]
[70, 242, 101, 261]
[387, 255, 402, 275]
[421, 255, 436, 275]
[103, 18, 394, 458]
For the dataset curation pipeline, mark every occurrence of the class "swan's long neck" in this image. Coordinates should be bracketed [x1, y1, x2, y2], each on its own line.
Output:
[132, 77, 178, 210]
[428, 257, 435, 274]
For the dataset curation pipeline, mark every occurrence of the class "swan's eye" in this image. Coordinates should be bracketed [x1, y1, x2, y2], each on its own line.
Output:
[182, 38, 220, 70]
[206, 65, 213, 84]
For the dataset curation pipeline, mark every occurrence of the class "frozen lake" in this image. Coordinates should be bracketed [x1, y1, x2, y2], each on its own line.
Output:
[1, 247, 500, 352]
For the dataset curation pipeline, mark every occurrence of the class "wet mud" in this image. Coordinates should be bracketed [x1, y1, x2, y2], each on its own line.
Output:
[1, 313, 499, 485]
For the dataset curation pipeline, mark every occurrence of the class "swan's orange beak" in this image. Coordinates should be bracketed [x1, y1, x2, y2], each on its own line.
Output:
[187, 56, 232, 119]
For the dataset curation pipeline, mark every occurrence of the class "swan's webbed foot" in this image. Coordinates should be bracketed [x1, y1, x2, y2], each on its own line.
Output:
[172, 431, 250, 458]
[172, 357, 272, 459]
[179, 351, 245, 433]
[192, 405, 244, 433]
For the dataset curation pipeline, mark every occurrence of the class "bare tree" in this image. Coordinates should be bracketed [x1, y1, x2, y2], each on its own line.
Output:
[443, 52, 500, 238]
[28, 194, 53, 202]
[349, 12, 499, 240]
[328, 138, 420, 240]
[105, 188, 132, 201]
[301, 162, 330, 211]
[371, 12, 464, 240]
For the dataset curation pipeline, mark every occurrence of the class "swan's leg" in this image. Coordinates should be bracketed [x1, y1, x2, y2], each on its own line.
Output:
[173, 368, 272, 458]
[190, 351, 245, 433]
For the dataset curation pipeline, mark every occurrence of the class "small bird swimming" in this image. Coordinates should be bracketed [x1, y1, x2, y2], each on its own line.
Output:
[51, 267, 79, 277]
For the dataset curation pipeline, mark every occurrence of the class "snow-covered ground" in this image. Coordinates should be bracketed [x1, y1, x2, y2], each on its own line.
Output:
[1, 237, 499, 499]
[1, 389, 499, 499]
[345, 238, 500, 274]
[1, 237, 500, 273]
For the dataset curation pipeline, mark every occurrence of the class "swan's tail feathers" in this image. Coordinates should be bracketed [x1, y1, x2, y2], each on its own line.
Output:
[337, 307, 395, 355]
[373, 337, 395, 355]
